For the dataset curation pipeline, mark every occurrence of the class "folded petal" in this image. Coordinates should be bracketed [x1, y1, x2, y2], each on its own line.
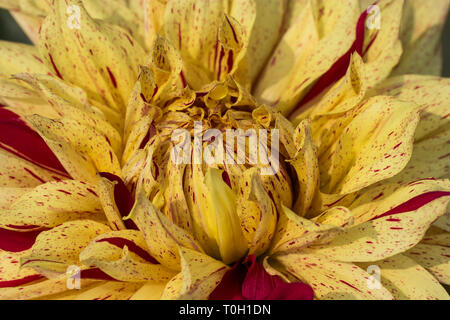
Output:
[20, 220, 110, 274]
[161, 247, 228, 300]
[236, 168, 277, 256]
[288, 120, 320, 216]
[126, 192, 203, 271]
[291, 53, 367, 122]
[97, 173, 138, 231]
[80, 230, 175, 282]
[0, 180, 105, 229]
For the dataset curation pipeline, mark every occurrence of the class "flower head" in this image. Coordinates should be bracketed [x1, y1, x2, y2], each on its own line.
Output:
[0, 0, 449, 300]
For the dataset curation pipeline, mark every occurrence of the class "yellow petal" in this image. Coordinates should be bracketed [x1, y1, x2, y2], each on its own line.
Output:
[0, 40, 48, 78]
[130, 281, 167, 300]
[0, 180, 105, 229]
[33, 136, 99, 183]
[97, 176, 127, 231]
[82, 0, 146, 50]
[203, 168, 248, 264]
[80, 230, 176, 282]
[0, 149, 67, 188]
[404, 244, 450, 285]
[0, 187, 30, 209]
[393, 0, 450, 76]
[422, 231, 450, 247]
[361, 0, 403, 89]
[39, 0, 145, 111]
[0, 250, 40, 287]
[308, 188, 450, 262]
[269, 206, 351, 254]
[143, 0, 167, 48]
[272, 253, 393, 300]
[126, 192, 203, 271]
[28, 114, 122, 176]
[162, 160, 193, 233]
[350, 178, 450, 224]
[0, 79, 58, 119]
[288, 120, 320, 216]
[255, 0, 360, 115]
[0, 277, 97, 300]
[358, 254, 449, 300]
[163, 0, 227, 88]
[241, 0, 285, 84]
[21, 220, 110, 274]
[74, 281, 142, 300]
[368, 75, 450, 142]
[320, 96, 419, 194]
[14, 73, 123, 143]
[236, 168, 277, 256]
[161, 247, 228, 300]
[434, 213, 450, 233]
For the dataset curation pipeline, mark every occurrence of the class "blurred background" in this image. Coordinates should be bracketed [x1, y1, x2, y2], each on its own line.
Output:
[0, 7, 449, 75]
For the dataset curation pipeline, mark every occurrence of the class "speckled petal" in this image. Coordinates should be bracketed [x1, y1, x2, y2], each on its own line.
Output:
[272, 253, 393, 300]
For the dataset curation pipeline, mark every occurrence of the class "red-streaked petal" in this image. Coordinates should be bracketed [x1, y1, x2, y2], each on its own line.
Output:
[0, 108, 68, 176]
[98, 172, 137, 230]
[209, 261, 246, 300]
[95, 237, 159, 264]
[80, 268, 118, 281]
[241, 255, 314, 300]
[209, 255, 314, 300]
[0, 227, 45, 252]
[371, 191, 450, 221]
[291, 6, 372, 113]
[0, 275, 44, 288]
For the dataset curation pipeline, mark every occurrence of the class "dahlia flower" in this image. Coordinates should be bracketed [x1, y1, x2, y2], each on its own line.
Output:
[0, 0, 449, 300]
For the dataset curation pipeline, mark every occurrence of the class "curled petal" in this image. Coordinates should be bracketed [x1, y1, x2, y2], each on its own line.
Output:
[80, 230, 176, 282]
